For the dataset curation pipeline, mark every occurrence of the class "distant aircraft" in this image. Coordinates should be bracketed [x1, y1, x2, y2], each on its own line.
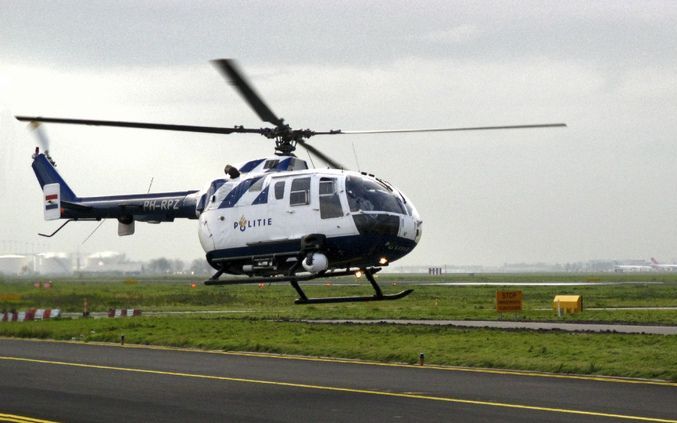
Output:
[650, 258, 677, 271]
[613, 263, 653, 273]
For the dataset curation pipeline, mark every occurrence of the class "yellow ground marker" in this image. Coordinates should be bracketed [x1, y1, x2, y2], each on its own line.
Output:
[1, 356, 675, 423]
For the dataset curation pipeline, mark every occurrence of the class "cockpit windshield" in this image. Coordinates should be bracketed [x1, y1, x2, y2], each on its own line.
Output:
[197, 178, 226, 213]
[346, 176, 406, 214]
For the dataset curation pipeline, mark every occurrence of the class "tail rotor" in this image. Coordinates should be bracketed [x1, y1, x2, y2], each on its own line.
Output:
[27, 121, 56, 165]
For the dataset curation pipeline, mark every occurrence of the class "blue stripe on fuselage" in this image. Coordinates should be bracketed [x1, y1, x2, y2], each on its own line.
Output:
[218, 177, 262, 208]
[252, 185, 269, 205]
[273, 158, 291, 172]
[239, 159, 265, 173]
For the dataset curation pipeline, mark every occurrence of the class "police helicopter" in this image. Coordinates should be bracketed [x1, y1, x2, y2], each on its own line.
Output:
[17, 59, 565, 304]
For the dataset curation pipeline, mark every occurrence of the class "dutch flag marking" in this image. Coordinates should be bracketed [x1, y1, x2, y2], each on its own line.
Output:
[45, 193, 59, 210]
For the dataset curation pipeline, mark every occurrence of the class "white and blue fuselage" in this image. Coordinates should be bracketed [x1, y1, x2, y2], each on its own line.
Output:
[31, 151, 422, 276]
[195, 156, 422, 275]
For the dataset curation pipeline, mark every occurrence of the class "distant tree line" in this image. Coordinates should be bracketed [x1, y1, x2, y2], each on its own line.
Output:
[145, 258, 212, 276]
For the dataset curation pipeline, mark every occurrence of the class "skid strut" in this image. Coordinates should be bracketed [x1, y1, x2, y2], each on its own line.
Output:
[290, 268, 413, 305]
[204, 267, 413, 305]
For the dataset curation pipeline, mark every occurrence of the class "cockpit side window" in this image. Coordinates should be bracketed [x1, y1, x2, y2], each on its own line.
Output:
[319, 177, 343, 219]
[290, 177, 311, 206]
[196, 194, 207, 214]
[399, 193, 414, 216]
[207, 179, 226, 198]
[204, 179, 227, 209]
[346, 176, 406, 214]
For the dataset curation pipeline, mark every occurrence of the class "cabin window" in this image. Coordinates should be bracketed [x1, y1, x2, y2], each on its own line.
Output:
[289, 158, 309, 171]
[290, 177, 310, 206]
[274, 181, 285, 200]
[264, 159, 279, 169]
[319, 177, 343, 219]
[248, 177, 266, 192]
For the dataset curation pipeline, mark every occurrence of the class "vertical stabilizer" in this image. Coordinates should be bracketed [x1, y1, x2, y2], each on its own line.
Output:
[31, 152, 77, 203]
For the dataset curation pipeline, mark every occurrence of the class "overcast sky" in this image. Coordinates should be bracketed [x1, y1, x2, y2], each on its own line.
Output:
[1, 1, 677, 267]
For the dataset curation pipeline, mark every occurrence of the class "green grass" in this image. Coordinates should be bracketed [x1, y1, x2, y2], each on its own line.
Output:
[2, 273, 677, 323]
[1, 273, 676, 381]
[1, 316, 675, 381]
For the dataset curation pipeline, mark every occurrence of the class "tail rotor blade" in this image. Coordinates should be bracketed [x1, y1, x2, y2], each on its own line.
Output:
[27, 121, 50, 153]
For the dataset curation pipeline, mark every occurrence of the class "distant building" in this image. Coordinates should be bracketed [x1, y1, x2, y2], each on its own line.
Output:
[82, 251, 142, 275]
[0, 254, 32, 276]
[35, 252, 71, 275]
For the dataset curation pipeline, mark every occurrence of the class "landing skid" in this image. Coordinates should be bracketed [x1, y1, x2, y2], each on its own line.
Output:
[203, 267, 413, 305]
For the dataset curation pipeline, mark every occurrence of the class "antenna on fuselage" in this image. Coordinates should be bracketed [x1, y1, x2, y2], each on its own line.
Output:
[351, 141, 361, 173]
[305, 150, 316, 168]
[81, 220, 105, 245]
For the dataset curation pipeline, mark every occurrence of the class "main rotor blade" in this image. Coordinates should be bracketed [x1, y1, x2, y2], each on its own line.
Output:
[297, 140, 345, 170]
[15, 116, 265, 135]
[211, 59, 284, 127]
[336, 123, 567, 134]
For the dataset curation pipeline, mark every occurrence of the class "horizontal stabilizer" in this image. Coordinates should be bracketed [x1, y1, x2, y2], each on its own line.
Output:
[61, 201, 93, 212]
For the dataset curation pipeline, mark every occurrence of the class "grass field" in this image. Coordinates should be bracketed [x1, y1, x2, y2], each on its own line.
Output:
[2, 273, 676, 323]
[1, 273, 676, 381]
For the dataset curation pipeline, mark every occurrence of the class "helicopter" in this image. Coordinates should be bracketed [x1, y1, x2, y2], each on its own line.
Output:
[16, 59, 565, 304]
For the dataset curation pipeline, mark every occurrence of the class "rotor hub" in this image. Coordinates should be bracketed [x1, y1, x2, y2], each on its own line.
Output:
[275, 138, 297, 155]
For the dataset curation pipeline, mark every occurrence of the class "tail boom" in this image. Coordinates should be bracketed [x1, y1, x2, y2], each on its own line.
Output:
[32, 151, 199, 229]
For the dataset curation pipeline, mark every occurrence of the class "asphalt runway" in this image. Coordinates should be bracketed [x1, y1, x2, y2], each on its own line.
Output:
[1, 339, 676, 422]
